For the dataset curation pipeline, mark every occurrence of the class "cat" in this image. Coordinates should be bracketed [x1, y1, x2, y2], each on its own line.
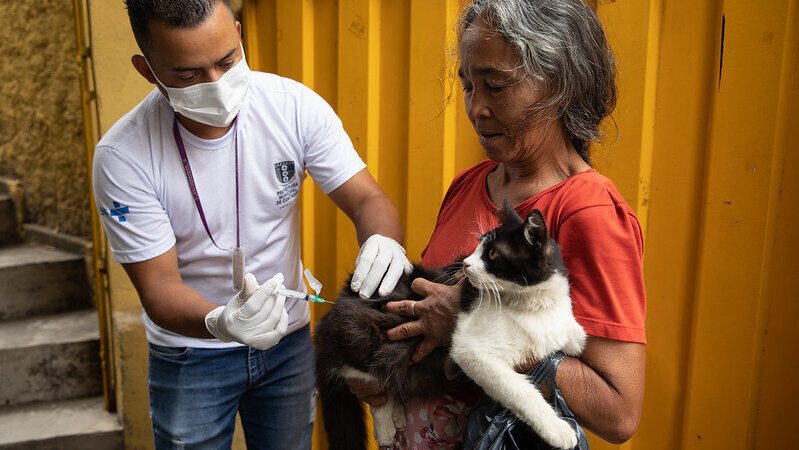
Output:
[314, 202, 586, 450]
[314, 264, 471, 450]
[451, 205, 587, 449]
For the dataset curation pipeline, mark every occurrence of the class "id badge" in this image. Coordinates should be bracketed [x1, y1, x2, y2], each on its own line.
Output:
[232, 246, 245, 291]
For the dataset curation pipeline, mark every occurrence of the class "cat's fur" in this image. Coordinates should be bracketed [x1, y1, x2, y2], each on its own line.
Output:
[315, 203, 586, 450]
[314, 264, 472, 450]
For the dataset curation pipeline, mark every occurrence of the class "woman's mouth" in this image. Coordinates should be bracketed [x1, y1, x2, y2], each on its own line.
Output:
[478, 132, 503, 144]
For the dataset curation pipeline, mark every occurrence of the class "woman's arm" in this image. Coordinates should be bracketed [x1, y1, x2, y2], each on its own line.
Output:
[556, 337, 645, 444]
[386, 283, 645, 444]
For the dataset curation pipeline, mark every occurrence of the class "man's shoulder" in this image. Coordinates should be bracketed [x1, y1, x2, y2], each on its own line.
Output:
[97, 89, 166, 154]
[248, 71, 313, 100]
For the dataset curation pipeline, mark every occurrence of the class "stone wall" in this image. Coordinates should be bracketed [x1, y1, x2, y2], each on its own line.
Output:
[0, 1, 90, 238]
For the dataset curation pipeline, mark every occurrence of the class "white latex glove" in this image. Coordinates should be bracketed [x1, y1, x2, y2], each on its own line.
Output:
[351, 234, 413, 298]
[205, 272, 289, 350]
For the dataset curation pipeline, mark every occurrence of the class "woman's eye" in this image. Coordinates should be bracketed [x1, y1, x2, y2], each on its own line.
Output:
[461, 83, 473, 93]
[488, 248, 498, 260]
[486, 83, 504, 92]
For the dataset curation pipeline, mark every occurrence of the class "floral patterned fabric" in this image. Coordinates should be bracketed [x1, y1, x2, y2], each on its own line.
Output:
[389, 391, 481, 450]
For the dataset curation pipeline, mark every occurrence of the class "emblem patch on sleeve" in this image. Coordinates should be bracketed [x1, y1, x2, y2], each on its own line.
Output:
[274, 161, 296, 184]
[100, 201, 130, 222]
[273, 160, 299, 208]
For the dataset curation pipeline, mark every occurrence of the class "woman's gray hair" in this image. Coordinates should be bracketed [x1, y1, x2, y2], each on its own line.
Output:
[459, 0, 616, 164]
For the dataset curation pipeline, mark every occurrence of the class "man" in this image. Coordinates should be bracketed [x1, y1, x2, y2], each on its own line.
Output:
[93, 1, 410, 448]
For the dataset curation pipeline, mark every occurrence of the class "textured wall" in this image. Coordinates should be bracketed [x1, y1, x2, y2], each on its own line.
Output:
[0, 1, 90, 238]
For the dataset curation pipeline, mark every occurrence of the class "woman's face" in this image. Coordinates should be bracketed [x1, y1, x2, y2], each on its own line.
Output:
[458, 22, 551, 163]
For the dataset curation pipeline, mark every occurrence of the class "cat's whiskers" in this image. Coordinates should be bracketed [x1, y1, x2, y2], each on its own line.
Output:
[467, 274, 487, 308]
[474, 271, 501, 309]
[474, 211, 486, 235]
[488, 278, 503, 311]
[435, 262, 465, 285]
[471, 271, 503, 311]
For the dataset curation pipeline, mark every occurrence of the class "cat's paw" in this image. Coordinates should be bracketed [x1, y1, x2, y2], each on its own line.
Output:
[392, 402, 407, 429]
[374, 417, 397, 446]
[538, 418, 577, 449]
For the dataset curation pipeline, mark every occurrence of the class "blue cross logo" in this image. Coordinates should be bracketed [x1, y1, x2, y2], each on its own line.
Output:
[109, 201, 129, 222]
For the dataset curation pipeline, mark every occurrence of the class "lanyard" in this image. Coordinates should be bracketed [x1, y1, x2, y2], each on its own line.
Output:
[172, 118, 240, 251]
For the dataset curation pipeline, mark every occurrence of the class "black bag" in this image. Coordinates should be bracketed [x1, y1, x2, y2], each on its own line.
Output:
[462, 352, 590, 450]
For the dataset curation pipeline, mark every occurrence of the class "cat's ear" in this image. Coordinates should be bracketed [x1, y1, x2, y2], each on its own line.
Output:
[523, 209, 547, 245]
[500, 199, 523, 226]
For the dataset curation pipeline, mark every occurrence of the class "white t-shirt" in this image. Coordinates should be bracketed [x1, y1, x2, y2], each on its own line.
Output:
[93, 72, 365, 348]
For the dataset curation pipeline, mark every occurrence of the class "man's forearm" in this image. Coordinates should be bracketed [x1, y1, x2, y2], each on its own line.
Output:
[352, 192, 404, 245]
[138, 280, 218, 339]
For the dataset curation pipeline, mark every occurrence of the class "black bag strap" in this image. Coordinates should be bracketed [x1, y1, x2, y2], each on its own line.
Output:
[463, 351, 590, 450]
[527, 351, 589, 449]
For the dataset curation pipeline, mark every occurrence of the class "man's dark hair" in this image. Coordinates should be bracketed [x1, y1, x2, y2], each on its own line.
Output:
[125, 0, 233, 53]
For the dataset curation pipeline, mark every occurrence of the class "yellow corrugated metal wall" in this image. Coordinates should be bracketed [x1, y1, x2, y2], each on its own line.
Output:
[241, 1, 799, 449]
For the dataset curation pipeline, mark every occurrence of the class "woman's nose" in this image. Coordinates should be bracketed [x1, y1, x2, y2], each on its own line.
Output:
[467, 94, 491, 122]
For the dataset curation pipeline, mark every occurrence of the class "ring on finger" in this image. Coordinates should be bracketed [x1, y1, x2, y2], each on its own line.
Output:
[410, 302, 416, 317]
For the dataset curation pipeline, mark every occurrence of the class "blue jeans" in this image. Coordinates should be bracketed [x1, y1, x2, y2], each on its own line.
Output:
[148, 325, 315, 450]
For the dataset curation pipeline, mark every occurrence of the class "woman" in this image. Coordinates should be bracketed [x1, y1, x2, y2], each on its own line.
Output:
[350, 0, 646, 447]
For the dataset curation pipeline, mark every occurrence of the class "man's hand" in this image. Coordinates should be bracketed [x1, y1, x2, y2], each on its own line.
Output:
[205, 272, 289, 350]
[351, 234, 413, 298]
[384, 278, 462, 362]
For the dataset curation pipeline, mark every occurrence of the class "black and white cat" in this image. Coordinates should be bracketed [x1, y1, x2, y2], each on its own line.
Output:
[451, 205, 586, 449]
[314, 203, 586, 450]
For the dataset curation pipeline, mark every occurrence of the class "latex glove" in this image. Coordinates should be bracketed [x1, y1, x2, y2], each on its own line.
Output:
[205, 272, 289, 350]
[351, 234, 413, 298]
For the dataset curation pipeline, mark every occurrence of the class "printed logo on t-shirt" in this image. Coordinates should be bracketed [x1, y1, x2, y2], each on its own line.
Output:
[99, 201, 130, 223]
[273, 160, 299, 208]
[274, 161, 296, 185]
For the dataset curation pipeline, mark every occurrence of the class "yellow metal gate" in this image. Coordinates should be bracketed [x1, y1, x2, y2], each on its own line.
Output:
[240, 1, 799, 449]
[84, 0, 798, 448]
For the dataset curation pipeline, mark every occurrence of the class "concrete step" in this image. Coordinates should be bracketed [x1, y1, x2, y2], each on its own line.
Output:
[0, 244, 91, 321]
[0, 311, 102, 406]
[0, 397, 122, 450]
[0, 195, 17, 245]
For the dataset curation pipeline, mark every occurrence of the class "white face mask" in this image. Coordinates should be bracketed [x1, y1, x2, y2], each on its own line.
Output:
[145, 47, 251, 127]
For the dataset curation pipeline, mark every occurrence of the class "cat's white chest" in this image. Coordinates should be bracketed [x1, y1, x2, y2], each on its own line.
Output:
[453, 296, 586, 367]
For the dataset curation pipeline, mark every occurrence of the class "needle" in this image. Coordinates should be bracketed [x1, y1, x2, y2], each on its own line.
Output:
[274, 287, 333, 304]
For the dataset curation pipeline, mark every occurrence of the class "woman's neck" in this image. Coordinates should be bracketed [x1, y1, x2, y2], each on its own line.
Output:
[487, 130, 591, 206]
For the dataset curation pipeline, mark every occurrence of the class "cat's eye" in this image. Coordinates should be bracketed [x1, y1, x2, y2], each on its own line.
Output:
[488, 248, 498, 260]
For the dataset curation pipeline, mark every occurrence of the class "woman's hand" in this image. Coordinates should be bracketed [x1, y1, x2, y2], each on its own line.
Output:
[346, 378, 387, 407]
[384, 278, 463, 362]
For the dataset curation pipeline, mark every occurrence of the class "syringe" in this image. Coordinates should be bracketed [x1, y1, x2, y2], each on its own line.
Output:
[274, 287, 332, 304]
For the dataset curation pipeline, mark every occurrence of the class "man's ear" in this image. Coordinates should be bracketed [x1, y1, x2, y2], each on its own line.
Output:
[131, 55, 157, 85]
[236, 21, 242, 39]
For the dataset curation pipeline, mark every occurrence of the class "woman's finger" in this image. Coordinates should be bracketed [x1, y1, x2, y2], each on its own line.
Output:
[411, 338, 437, 363]
[363, 393, 388, 407]
[346, 378, 388, 406]
[384, 300, 419, 317]
[410, 277, 434, 296]
[386, 319, 424, 341]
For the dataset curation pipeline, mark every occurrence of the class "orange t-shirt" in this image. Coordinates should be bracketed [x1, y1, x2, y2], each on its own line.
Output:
[421, 160, 647, 343]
